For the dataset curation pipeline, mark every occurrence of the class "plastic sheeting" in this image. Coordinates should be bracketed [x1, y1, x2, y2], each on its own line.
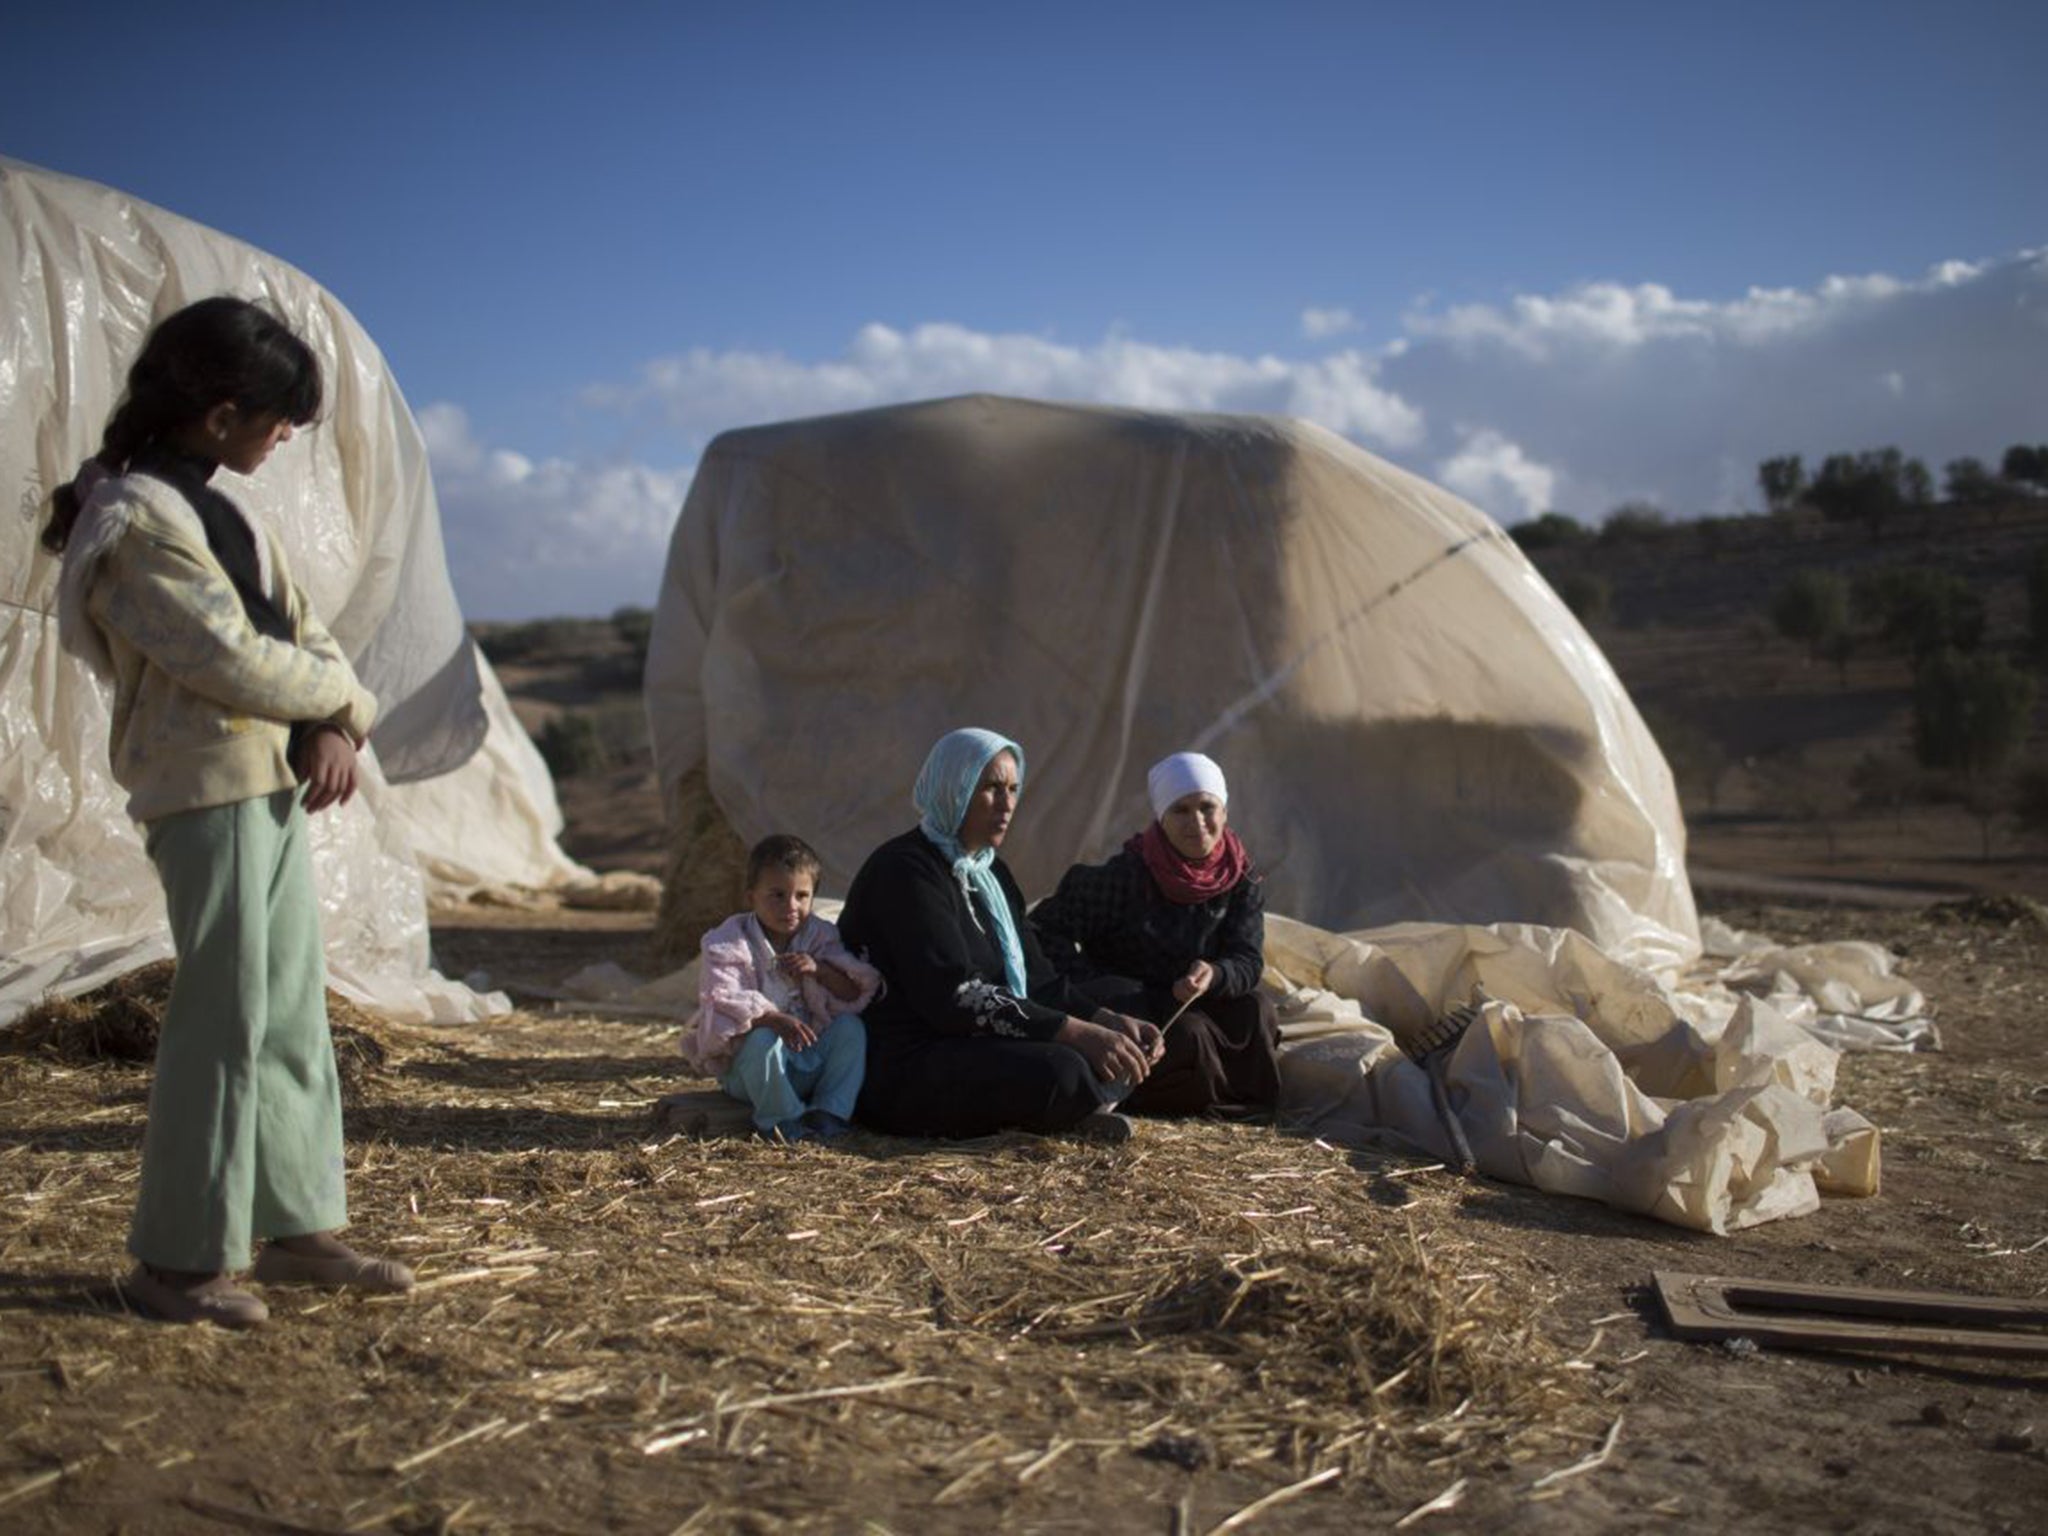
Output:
[382, 657, 590, 899]
[0, 158, 575, 1026]
[1266, 916, 1889, 1234]
[647, 396, 1699, 967]
[1698, 915, 1938, 1052]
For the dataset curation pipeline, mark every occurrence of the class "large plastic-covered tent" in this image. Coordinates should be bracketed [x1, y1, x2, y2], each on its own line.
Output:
[0, 158, 582, 1025]
[646, 393, 1699, 967]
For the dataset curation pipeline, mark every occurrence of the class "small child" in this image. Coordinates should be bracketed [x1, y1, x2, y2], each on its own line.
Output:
[682, 835, 880, 1141]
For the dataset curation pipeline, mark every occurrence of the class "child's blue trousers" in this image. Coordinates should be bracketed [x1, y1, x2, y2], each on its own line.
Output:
[130, 789, 347, 1272]
[720, 1017, 867, 1137]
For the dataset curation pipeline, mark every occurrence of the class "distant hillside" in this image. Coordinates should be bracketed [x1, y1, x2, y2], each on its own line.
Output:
[1524, 500, 2048, 635]
[1522, 498, 2048, 899]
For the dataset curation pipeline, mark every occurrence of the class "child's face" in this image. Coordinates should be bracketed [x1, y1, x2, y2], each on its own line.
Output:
[748, 868, 816, 943]
[210, 404, 296, 476]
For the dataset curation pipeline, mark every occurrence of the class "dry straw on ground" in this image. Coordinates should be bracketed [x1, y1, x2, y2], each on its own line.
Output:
[0, 974, 1616, 1532]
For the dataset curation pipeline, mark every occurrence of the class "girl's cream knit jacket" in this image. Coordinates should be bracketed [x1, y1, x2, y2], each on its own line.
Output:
[60, 472, 377, 823]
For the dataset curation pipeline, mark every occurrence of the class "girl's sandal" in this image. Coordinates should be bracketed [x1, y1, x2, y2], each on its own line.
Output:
[120, 1264, 268, 1329]
[253, 1242, 415, 1293]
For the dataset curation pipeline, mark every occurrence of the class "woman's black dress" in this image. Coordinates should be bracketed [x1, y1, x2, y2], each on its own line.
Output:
[837, 829, 1104, 1138]
[1029, 846, 1280, 1117]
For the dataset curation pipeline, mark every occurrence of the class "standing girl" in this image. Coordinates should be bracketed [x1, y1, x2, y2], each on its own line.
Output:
[48, 297, 414, 1327]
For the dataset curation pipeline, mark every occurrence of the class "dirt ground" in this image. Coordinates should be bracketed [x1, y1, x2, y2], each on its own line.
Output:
[8, 597, 2048, 1531]
[2, 894, 2044, 1535]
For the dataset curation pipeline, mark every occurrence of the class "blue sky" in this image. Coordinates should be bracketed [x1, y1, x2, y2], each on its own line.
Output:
[8, 1, 2046, 618]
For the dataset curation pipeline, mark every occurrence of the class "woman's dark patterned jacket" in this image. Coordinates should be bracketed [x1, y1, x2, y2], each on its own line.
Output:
[1029, 845, 1264, 999]
[837, 829, 1089, 1045]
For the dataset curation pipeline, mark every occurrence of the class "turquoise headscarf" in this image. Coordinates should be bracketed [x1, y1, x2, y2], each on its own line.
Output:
[914, 727, 1029, 996]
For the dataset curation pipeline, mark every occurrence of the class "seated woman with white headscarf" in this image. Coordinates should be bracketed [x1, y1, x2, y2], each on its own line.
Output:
[836, 727, 1163, 1141]
[1030, 752, 1281, 1118]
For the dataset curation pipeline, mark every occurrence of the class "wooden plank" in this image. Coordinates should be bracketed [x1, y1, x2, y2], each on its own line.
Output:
[1653, 1270, 2048, 1359]
[650, 1090, 755, 1140]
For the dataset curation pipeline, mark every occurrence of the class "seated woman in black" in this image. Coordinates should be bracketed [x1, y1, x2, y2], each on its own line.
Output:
[837, 727, 1161, 1141]
[1030, 751, 1280, 1117]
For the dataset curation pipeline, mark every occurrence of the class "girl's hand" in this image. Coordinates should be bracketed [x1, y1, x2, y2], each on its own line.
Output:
[296, 727, 359, 814]
[760, 1011, 817, 1050]
[776, 951, 819, 978]
[1058, 1017, 1153, 1085]
[810, 957, 863, 1001]
[1172, 960, 1217, 1004]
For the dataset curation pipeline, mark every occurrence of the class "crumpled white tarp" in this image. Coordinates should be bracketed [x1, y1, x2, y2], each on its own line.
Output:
[1266, 915, 1896, 1233]
[648, 396, 1699, 968]
[0, 158, 577, 1026]
[1697, 914, 1938, 1051]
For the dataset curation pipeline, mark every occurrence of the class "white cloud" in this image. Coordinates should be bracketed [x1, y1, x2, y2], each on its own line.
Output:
[591, 321, 1425, 452]
[416, 401, 482, 473]
[1436, 429, 1557, 519]
[1406, 261, 1981, 358]
[430, 249, 2048, 614]
[1300, 306, 1356, 340]
[420, 404, 689, 620]
[1382, 250, 2048, 522]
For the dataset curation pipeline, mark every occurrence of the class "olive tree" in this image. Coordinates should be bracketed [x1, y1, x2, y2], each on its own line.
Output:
[1944, 457, 2004, 505]
[1769, 569, 1851, 676]
[2002, 444, 2048, 491]
[1855, 566, 1986, 662]
[1758, 454, 1806, 514]
[1912, 649, 2038, 858]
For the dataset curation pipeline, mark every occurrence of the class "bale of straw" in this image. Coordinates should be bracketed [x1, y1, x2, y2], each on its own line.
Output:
[6, 961, 174, 1062]
[5, 960, 390, 1105]
[653, 763, 748, 966]
[325, 1002, 392, 1107]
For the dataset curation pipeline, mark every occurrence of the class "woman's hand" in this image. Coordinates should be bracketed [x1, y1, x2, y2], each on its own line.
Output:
[1093, 1008, 1165, 1064]
[1057, 1017, 1153, 1084]
[1172, 960, 1217, 1004]
[296, 727, 359, 814]
[758, 1012, 818, 1050]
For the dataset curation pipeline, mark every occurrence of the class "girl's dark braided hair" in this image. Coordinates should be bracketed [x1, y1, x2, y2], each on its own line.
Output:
[42, 296, 322, 553]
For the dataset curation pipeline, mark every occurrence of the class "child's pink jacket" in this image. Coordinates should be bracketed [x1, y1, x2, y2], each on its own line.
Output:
[681, 911, 883, 1076]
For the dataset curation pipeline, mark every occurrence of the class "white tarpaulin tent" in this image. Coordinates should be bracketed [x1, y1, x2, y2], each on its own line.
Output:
[648, 393, 1699, 966]
[0, 158, 582, 1025]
